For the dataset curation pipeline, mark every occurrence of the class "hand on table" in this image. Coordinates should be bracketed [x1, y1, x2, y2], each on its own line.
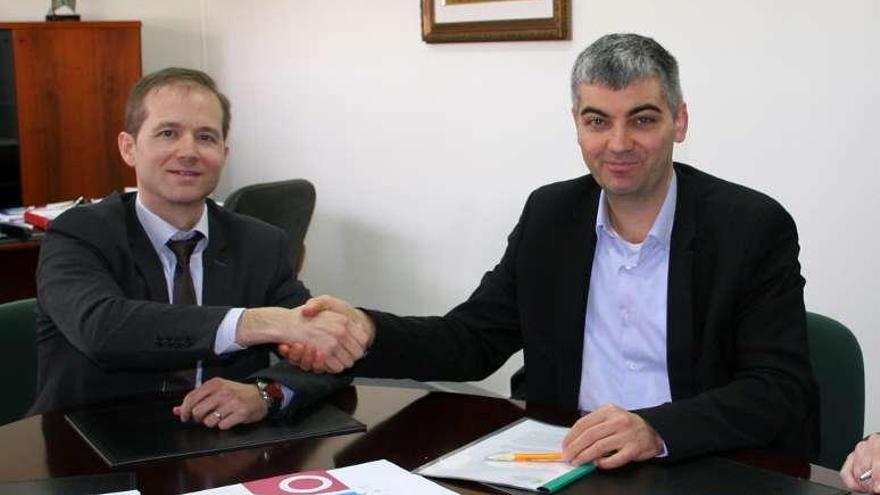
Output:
[841, 433, 880, 493]
[562, 404, 664, 469]
[173, 378, 266, 430]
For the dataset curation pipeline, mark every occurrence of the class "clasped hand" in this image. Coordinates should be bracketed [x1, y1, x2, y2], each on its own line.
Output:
[278, 295, 375, 373]
[236, 300, 370, 373]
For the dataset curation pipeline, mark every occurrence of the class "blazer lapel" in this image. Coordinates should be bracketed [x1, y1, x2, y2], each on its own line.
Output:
[125, 198, 169, 303]
[666, 164, 698, 399]
[202, 202, 235, 307]
[558, 181, 600, 410]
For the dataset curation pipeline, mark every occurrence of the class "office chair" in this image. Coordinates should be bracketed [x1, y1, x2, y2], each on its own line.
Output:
[807, 311, 864, 470]
[224, 179, 316, 274]
[0, 297, 37, 426]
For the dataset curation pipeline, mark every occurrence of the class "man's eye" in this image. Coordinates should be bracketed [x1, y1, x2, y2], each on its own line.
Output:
[157, 129, 175, 138]
[584, 117, 607, 129]
[198, 134, 218, 144]
[633, 116, 657, 127]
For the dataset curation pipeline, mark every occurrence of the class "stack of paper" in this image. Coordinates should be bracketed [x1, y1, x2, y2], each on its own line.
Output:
[415, 418, 596, 493]
[184, 459, 456, 495]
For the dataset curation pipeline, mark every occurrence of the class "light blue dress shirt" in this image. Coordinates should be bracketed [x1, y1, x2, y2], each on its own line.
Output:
[578, 173, 677, 414]
[135, 196, 292, 407]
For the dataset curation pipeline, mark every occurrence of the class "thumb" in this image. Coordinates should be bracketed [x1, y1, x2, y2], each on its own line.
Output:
[301, 295, 337, 317]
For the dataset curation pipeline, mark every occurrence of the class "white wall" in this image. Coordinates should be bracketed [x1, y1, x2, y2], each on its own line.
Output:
[3, 1, 878, 433]
[202, 0, 880, 432]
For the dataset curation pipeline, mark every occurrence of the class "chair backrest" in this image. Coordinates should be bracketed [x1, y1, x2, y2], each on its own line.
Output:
[807, 311, 864, 470]
[224, 179, 316, 274]
[0, 297, 37, 426]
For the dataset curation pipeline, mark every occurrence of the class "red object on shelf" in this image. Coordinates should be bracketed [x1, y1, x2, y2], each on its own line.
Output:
[24, 205, 68, 229]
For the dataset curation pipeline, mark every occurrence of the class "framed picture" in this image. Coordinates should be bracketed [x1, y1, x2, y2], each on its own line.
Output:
[421, 0, 570, 43]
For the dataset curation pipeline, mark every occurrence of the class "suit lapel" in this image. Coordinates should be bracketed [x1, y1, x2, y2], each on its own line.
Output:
[666, 164, 698, 399]
[558, 181, 600, 410]
[202, 202, 235, 307]
[125, 197, 169, 303]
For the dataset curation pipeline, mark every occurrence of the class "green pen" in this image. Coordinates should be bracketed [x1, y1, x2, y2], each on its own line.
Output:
[538, 462, 597, 493]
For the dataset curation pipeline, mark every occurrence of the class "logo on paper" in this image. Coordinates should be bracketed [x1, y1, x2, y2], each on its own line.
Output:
[243, 470, 352, 494]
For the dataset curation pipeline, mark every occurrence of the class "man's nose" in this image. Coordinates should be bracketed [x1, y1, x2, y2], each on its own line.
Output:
[608, 125, 634, 152]
[175, 133, 198, 159]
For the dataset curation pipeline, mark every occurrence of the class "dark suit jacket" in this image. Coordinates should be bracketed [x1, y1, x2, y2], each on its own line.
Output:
[31, 192, 347, 415]
[354, 163, 818, 461]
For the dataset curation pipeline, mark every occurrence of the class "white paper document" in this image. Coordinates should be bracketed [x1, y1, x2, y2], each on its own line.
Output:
[184, 459, 456, 494]
[415, 418, 595, 492]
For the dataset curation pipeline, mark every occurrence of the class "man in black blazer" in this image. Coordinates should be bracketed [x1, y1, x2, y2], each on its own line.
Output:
[290, 34, 818, 467]
[31, 68, 367, 428]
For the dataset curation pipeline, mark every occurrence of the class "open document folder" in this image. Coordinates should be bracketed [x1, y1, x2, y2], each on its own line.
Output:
[415, 418, 595, 493]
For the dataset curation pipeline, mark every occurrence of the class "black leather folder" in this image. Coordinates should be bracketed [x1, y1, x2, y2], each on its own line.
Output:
[489, 456, 846, 495]
[0, 472, 136, 495]
[65, 396, 365, 467]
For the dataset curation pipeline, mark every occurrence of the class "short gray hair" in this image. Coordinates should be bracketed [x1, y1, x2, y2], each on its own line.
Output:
[570, 33, 682, 114]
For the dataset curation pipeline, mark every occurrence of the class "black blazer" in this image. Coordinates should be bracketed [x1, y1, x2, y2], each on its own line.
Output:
[31, 192, 347, 415]
[354, 163, 818, 461]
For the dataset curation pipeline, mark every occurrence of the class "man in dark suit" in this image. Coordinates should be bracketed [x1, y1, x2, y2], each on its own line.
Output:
[32, 68, 367, 428]
[290, 33, 818, 468]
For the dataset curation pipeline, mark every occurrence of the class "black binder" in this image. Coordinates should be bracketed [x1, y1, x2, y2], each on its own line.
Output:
[65, 396, 365, 467]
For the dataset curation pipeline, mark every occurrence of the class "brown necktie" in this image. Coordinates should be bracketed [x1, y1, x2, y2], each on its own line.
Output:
[164, 232, 203, 390]
[167, 233, 203, 305]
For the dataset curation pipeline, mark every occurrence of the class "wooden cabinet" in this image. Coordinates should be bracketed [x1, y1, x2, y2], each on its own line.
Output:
[0, 21, 141, 207]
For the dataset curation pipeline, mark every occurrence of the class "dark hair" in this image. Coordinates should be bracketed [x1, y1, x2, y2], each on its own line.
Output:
[571, 33, 682, 113]
[124, 67, 231, 138]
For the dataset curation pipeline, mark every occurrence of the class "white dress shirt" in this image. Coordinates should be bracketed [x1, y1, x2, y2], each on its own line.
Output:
[134, 196, 245, 387]
[578, 172, 677, 413]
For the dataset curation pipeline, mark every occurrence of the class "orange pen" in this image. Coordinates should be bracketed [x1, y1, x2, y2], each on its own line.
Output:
[486, 452, 564, 462]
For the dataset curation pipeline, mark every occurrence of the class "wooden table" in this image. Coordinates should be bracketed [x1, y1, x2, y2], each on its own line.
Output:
[0, 384, 848, 494]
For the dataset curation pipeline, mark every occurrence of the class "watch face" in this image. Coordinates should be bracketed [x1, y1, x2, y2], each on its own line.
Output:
[265, 381, 284, 401]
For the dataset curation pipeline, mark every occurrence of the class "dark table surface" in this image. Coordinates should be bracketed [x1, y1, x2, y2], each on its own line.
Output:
[0, 384, 849, 494]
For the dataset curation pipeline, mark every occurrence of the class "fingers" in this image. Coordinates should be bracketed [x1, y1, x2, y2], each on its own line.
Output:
[173, 378, 267, 430]
[841, 452, 861, 491]
[843, 434, 880, 493]
[287, 308, 363, 372]
[562, 404, 662, 469]
[301, 295, 345, 318]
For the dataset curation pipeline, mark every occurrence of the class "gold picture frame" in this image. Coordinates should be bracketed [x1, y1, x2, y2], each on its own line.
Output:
[421, 0, 570, 43]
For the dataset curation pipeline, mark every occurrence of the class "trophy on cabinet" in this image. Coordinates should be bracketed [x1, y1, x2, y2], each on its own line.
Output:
[46, 0, 80, 21]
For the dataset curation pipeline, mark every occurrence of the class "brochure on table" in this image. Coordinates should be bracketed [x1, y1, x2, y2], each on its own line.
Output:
[184, 459, 456, 494]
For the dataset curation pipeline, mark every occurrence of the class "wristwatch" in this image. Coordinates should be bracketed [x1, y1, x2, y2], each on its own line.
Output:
[255, 378, 283, 417]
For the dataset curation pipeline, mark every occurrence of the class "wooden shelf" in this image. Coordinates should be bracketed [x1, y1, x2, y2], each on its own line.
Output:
[0, 21, 141, 205]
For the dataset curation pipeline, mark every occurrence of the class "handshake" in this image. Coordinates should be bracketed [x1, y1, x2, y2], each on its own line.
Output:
[235, 296, 372, 373]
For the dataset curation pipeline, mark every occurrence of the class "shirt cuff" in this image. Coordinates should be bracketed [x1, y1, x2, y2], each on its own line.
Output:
[656, 440, 669, 458]
[214, 308, 247, 355]
[280, 384, 294, 410]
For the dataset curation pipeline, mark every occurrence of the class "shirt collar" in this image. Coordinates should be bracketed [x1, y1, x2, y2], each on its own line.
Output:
[595, 170, 678, 248]
[134, 195, 210, 254]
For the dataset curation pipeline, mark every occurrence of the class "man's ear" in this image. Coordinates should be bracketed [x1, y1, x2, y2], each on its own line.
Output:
[673, 102, 689, 143]
[118, 132, 136, 167]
